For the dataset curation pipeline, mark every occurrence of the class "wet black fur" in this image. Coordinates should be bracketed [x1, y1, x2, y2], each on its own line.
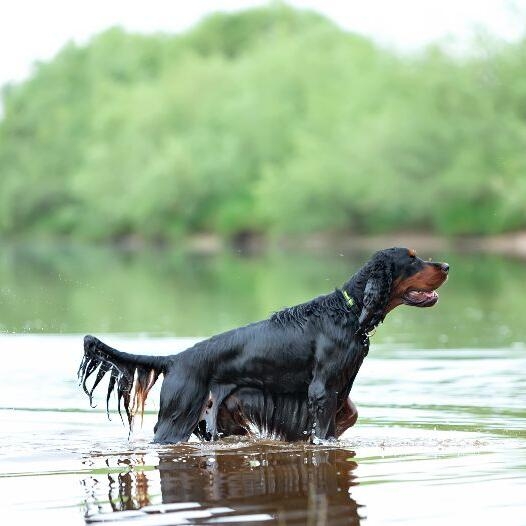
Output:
[78, 247, 444, 443]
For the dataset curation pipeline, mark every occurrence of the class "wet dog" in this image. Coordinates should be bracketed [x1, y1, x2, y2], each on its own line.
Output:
[79, 247, 448, 443]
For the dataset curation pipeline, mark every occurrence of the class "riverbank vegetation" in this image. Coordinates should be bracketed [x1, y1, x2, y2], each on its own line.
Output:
[1, 5, 525, 243]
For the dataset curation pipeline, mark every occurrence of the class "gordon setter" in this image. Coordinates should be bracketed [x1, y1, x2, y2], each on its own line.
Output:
[79, 247, 449, 443]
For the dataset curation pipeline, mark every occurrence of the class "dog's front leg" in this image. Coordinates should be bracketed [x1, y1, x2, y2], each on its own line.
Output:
[308, 336, 341, 441]
[308, 378, 337, 441]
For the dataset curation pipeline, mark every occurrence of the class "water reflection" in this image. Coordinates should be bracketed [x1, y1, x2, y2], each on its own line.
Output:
[1, 244, 525, 347]
[82, 443, 362, 524]
[107, 470, 151, 512]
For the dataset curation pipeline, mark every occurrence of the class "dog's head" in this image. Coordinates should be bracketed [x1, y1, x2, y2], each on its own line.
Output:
[349, 247, 449, 333]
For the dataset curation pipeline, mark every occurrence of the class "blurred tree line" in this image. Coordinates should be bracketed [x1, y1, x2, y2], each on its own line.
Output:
[1, 4, 525, 243]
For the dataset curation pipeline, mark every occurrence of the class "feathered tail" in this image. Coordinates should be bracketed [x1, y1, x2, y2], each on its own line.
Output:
[78, 335, 168, 429]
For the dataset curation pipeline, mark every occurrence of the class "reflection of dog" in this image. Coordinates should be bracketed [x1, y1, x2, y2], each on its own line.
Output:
[79, 248, 448, 443]
[83, 445, 362, 524]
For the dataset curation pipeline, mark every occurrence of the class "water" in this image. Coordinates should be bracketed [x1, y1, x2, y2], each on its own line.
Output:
[1, 245, 525, 524]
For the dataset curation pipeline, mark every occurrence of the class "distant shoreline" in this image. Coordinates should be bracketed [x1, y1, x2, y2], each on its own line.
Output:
[186, 230, 526, 258]
[5, 231, 526, 259]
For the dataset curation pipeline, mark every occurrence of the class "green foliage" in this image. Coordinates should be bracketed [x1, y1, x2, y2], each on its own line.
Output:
[1, 5, 526, 241]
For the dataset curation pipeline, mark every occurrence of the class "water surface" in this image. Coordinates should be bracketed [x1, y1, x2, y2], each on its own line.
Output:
[1, 244, 525, 347]
[1, 246, 525, 524]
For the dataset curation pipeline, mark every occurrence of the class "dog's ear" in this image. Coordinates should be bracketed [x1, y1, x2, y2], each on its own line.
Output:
[358, 263, 392, 332]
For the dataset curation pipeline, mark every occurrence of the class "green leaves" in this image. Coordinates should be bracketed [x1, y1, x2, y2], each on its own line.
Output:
[1, 5, 526, 241]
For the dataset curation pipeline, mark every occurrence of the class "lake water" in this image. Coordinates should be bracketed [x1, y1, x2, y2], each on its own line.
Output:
[1, 245, 525, 524]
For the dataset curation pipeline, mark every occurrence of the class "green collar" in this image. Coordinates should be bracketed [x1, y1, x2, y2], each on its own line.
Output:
[342, 290, 355, 308]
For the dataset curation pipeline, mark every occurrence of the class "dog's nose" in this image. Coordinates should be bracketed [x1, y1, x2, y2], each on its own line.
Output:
[440, 263, 450, 274]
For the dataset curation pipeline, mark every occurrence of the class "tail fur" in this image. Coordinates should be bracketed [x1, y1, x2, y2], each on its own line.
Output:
[78, 335, 168, 429]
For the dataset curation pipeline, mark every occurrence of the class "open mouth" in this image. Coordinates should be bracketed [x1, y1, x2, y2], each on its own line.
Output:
[402, 289, 439, 307]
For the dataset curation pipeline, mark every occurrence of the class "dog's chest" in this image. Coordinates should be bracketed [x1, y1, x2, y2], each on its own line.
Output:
[336, 341, 368, 393]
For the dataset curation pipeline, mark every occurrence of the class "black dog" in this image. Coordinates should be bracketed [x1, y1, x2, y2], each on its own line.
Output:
[79, 247, 448, 443]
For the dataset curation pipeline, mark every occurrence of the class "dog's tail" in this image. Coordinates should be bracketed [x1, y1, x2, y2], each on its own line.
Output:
[78, 335, 169, 429]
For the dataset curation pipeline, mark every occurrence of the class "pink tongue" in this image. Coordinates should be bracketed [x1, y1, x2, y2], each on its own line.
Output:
[409, 290, 436, 300]
[421, 291, 435, 300]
